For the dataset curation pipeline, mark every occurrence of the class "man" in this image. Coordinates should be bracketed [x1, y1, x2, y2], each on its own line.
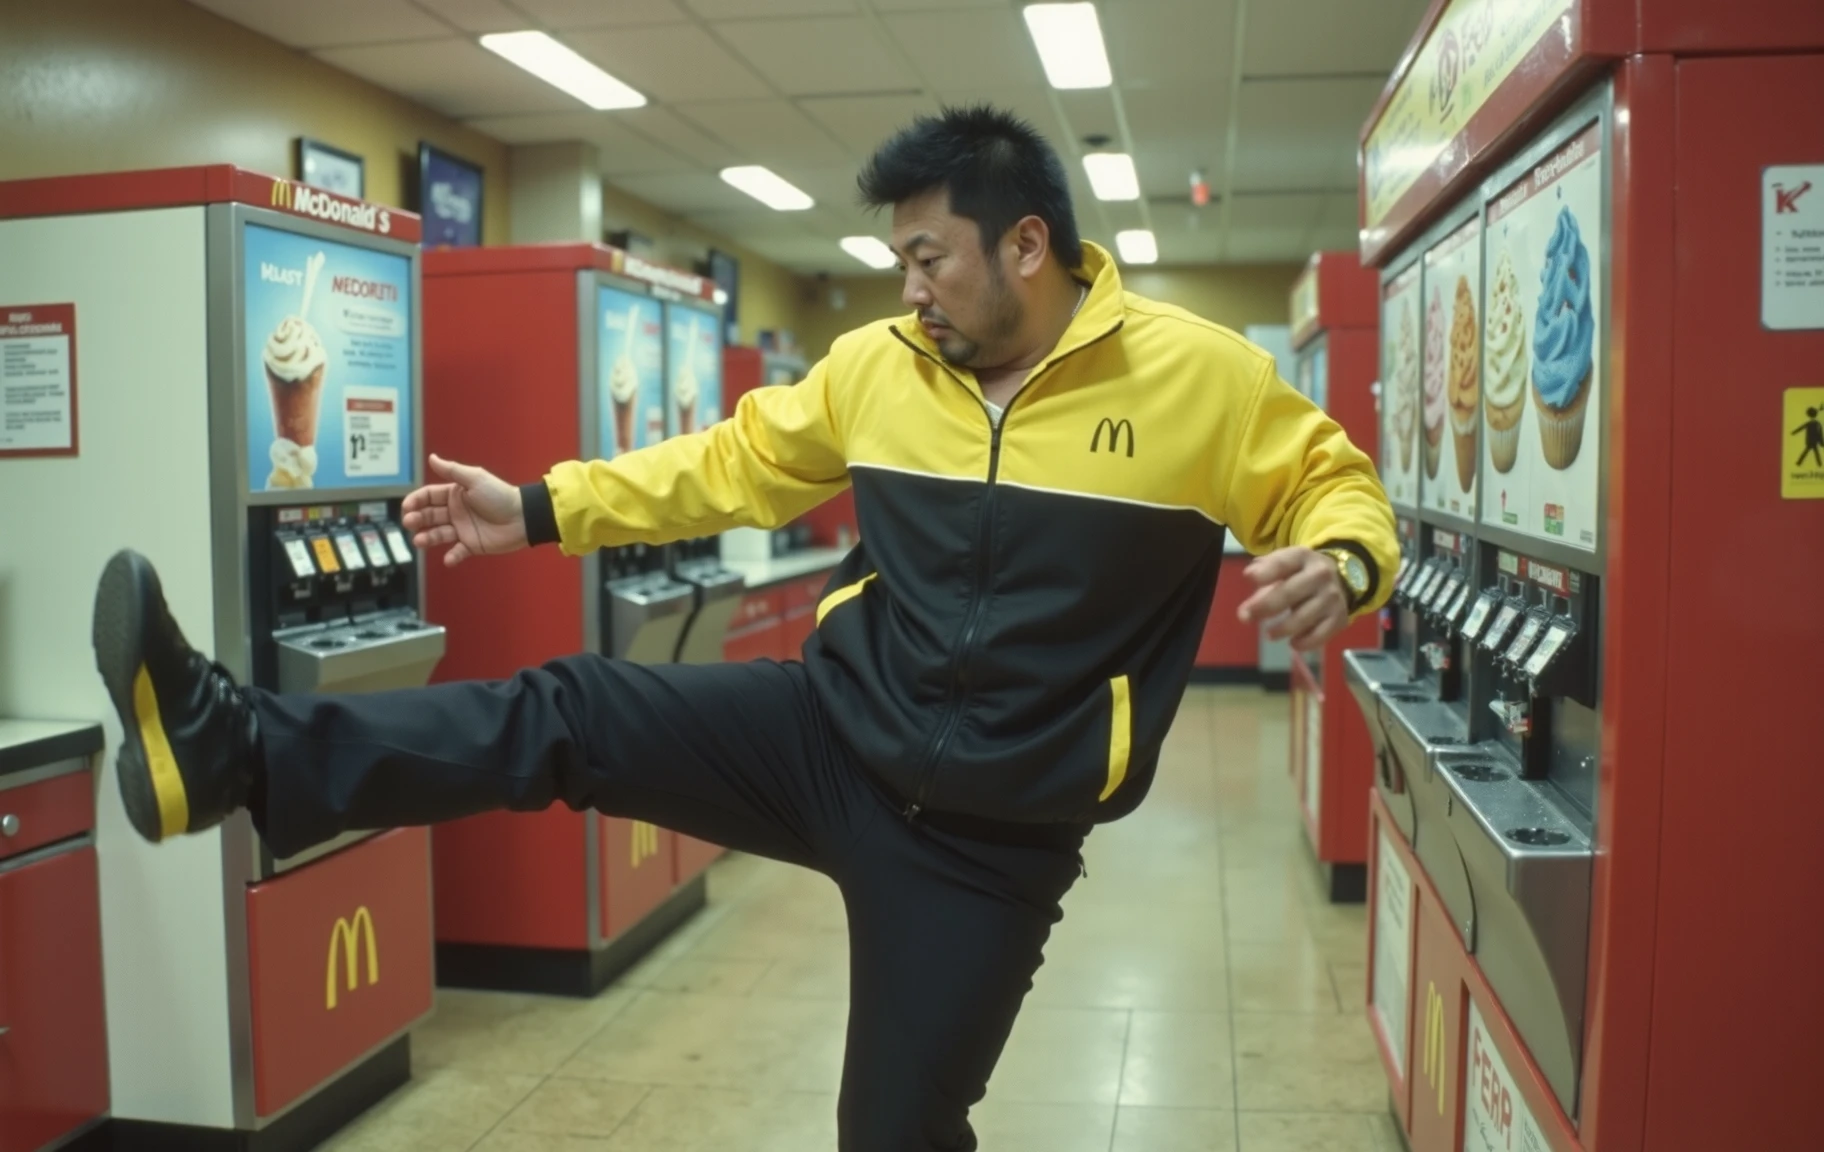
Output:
[92, 106, 1394, 1150]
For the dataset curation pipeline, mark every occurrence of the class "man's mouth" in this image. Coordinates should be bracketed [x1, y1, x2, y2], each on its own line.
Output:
[920, 316, 951, 337]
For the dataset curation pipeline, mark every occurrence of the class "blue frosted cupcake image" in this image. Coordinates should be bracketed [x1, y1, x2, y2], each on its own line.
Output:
[1530, 206, 1595, 470]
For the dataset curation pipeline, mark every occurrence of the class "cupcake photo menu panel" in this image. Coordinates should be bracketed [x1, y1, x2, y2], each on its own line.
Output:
[1421, 216, 1482, 522]
[243, 224, 414, 493]
[1480, 121, 1605, 553]
[1379, 261, 1423, 509]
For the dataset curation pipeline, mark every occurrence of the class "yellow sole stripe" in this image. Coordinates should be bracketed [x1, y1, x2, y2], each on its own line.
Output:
[134, 665, 190, 839]
[814, 573, 877, 627]
[1100, 675, 1132, 801]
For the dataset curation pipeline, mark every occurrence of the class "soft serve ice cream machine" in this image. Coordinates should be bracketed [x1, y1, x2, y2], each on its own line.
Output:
[0, 166, 441, 1145]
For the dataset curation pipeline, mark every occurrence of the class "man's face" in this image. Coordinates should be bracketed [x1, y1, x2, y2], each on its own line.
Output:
[891, 190, 1023, 370]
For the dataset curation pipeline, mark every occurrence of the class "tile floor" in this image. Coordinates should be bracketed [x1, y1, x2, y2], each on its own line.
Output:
[321, 686, 1405, 1151]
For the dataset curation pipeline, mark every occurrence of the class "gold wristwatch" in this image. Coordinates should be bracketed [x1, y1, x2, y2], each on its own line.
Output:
[1321, 547, 1371, 610]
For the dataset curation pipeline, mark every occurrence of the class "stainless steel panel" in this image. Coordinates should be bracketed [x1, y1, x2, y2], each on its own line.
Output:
[1343, 649, 1420, 838]
[275, 616, 446, 695]
[674, 564, 746, 665]
[1381, 693, 1475, 945]
[606, 579, 695, 664]
[1438, 749, 1592, 1119]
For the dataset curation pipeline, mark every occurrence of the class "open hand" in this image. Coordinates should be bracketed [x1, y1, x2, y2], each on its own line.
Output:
[402, 454, 527, 567]
[1236, 547, 1351, 652]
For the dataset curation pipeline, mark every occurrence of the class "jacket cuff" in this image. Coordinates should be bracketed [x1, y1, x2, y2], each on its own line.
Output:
[520, 480, 560, 548]
[1316, 538, 1381, 614]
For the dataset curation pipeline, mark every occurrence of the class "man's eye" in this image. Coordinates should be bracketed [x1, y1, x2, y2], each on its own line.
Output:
[921, 258, 939, 271]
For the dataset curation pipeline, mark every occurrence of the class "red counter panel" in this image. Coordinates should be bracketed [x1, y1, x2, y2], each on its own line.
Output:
[0, 772, 93, 862]
[433, 809, 589, 950]
[601, 816, 676, 941]
[0, 848, 108, 1152]
[247, 828, 434, 1118]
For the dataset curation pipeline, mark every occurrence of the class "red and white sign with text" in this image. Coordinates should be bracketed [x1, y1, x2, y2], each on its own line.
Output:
[0, 303, 77, 456]
[1464, 1001, 1549, 1152]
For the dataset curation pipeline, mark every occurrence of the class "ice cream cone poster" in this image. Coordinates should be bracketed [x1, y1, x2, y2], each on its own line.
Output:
[243, 225, 412, 493]
[665, 304, 722, 440]
[596, 285, 663, 459]
[1379, 261, 1423, 509]
[1481, 121, 1604, 552]
[1422, 215, 1483, 519]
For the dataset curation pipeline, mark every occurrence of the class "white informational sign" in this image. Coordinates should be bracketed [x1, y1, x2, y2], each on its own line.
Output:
[283, 538, 317, 580]
[1373, 829, 1415, 1072]
[1423, 217, 1483, 519]
[0, 304, 76, 454]
[334, 533, 366, 571]
[359, 528, 391, 568]
[343, 385, 400, 478]
[1303, 685, 1323, 827]
[1465, 1002, 1552, 1152]
[1482, 121, 1605, 553]
[1381, 263, 1424, 509]
[1765, 166, 1824, 331]
[383, 525, 414, 565]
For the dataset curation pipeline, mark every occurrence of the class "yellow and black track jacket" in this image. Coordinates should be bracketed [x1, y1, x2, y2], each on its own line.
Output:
[524, 242, 1396, 827]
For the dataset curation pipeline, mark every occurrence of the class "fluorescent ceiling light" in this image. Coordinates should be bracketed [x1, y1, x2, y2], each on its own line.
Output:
[1022, 3, 1112, 90]
[840, 236, 898, 270]
[719, 166, 814, 211]
[1082, 152, 1140, 201]
[1116, 229, 1158, 264]
[480, 31, 645, 110]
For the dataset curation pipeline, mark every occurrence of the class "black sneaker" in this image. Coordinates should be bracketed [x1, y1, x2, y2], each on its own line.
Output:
[91, 550, 259, 844]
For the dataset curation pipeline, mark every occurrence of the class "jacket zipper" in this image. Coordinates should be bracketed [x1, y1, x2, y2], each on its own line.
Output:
[888, 321, 1125, 821]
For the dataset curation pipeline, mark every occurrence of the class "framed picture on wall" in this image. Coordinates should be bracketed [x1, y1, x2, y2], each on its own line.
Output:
[416, 142, 484, 248]
[296, 137, 365, 199]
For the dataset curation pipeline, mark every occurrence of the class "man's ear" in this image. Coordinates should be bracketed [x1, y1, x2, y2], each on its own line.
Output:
[1009, 215, 1051, 280]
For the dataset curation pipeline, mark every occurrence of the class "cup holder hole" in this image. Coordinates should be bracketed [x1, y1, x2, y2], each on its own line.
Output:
[308, 638, 347, 650]
[1384, 692, 1429, 703]
[1507, 827, 1570, 847]
[1430, 736, 1462, 745]
[1450, 764, 1508, 783]
[356, 630, 386, 640]
[397, 621, 428, 632]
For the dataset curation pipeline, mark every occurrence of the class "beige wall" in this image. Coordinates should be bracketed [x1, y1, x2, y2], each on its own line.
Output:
[796, 262, 1303, 362]
[598, 185, 808, 350]
[0, 0, 511, 246]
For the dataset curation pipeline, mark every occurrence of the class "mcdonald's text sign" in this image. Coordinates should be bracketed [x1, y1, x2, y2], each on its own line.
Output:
[247, 827, 433, 1117]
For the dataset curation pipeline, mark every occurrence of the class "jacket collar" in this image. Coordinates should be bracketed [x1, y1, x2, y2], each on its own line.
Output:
[890, 240, 1126, 375]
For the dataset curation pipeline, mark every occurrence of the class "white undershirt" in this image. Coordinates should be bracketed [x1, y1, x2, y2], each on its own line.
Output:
[983, 400, 1005, 427]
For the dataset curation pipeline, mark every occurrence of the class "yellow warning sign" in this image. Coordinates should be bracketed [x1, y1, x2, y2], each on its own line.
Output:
[1786, 388, 1824, 499]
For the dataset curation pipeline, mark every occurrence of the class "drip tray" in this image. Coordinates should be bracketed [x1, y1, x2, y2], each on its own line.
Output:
[276, 614, 447, 694]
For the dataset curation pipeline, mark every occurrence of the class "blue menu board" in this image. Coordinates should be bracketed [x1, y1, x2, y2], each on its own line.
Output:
[664, 302, 722, 439]
[596, 285, 664, 459]
[243, 224, 414, 493]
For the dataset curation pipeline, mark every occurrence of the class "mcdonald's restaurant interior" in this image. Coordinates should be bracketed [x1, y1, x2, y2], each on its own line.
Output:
[1, 2, 1820, 1150]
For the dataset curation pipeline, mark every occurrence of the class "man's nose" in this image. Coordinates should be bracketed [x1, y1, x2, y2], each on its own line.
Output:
[902, 273, 931, 310]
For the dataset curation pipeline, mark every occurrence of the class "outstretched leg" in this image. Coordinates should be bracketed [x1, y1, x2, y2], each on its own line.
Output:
[92, 549, 865, 866]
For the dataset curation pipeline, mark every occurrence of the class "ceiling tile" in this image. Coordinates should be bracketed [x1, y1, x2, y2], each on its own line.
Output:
[1054, 89, 1120, 147]
[1231, 76, 1385, 193]
[799, 94, 935, 156]
[1243, 0, 1431, 77]
[508, 0, 691, 28]
[1102, 0, 1239, 90]
[873, 0, 1005, 8]
[1224, 226, 1313, 262]
[611, 171, 757, 214]
[685, 0, 856, 16]
[881, 10, 1044, 89]
[190, 0, 448, 48]
[671, 99, 850, 166]
[463, 111, 696, 173]
[565, 24, 772, 102]
[411, 0, 525, 34]
[1135, 147, 1227, 202]
[1226, 191, 1326, 231]
[314, 39, 578, 118]
[683, 208, 821, 243]
[716, 16, 919, 97]
[1120, 85, 1230, 146]
[616, 106, 745, 168]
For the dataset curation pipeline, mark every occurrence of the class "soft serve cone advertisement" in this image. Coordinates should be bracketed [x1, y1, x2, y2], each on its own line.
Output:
[597, 285, 664, 458]
[1481, 121, 1604, 552]
[244, 225, 413, 492]
[666, 304, 721, 439]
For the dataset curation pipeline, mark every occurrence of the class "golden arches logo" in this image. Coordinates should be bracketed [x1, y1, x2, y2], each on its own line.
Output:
[326, 906, 378, 1010]
[631, 821, 660, 868]
[1421, 981, 1447, 1116]
[270, 179, 293, 209]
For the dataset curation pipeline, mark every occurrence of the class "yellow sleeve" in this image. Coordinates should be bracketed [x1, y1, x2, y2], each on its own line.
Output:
[1219, 359, 1399, 614]
[543, 356, 850, 555]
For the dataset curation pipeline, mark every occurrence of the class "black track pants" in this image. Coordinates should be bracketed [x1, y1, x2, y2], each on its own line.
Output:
[246, 656, 1087, 1152]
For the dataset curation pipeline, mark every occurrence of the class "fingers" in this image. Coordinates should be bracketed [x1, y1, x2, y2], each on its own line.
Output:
[1243, 548, 1306, 588]
[1239, 560, 1330, 625]
[442, 541, 472, 567]
[1270, 587, 1341, 645]
[402, 483, 453, 520]
[402, 502, 453, 535]
[412, 523, 460, 550]
[1288, 615, 1345, 652]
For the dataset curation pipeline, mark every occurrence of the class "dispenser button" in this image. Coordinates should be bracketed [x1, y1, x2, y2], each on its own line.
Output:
[1490, 699, 1531, 736]
[1421, 642, 1452, 672]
